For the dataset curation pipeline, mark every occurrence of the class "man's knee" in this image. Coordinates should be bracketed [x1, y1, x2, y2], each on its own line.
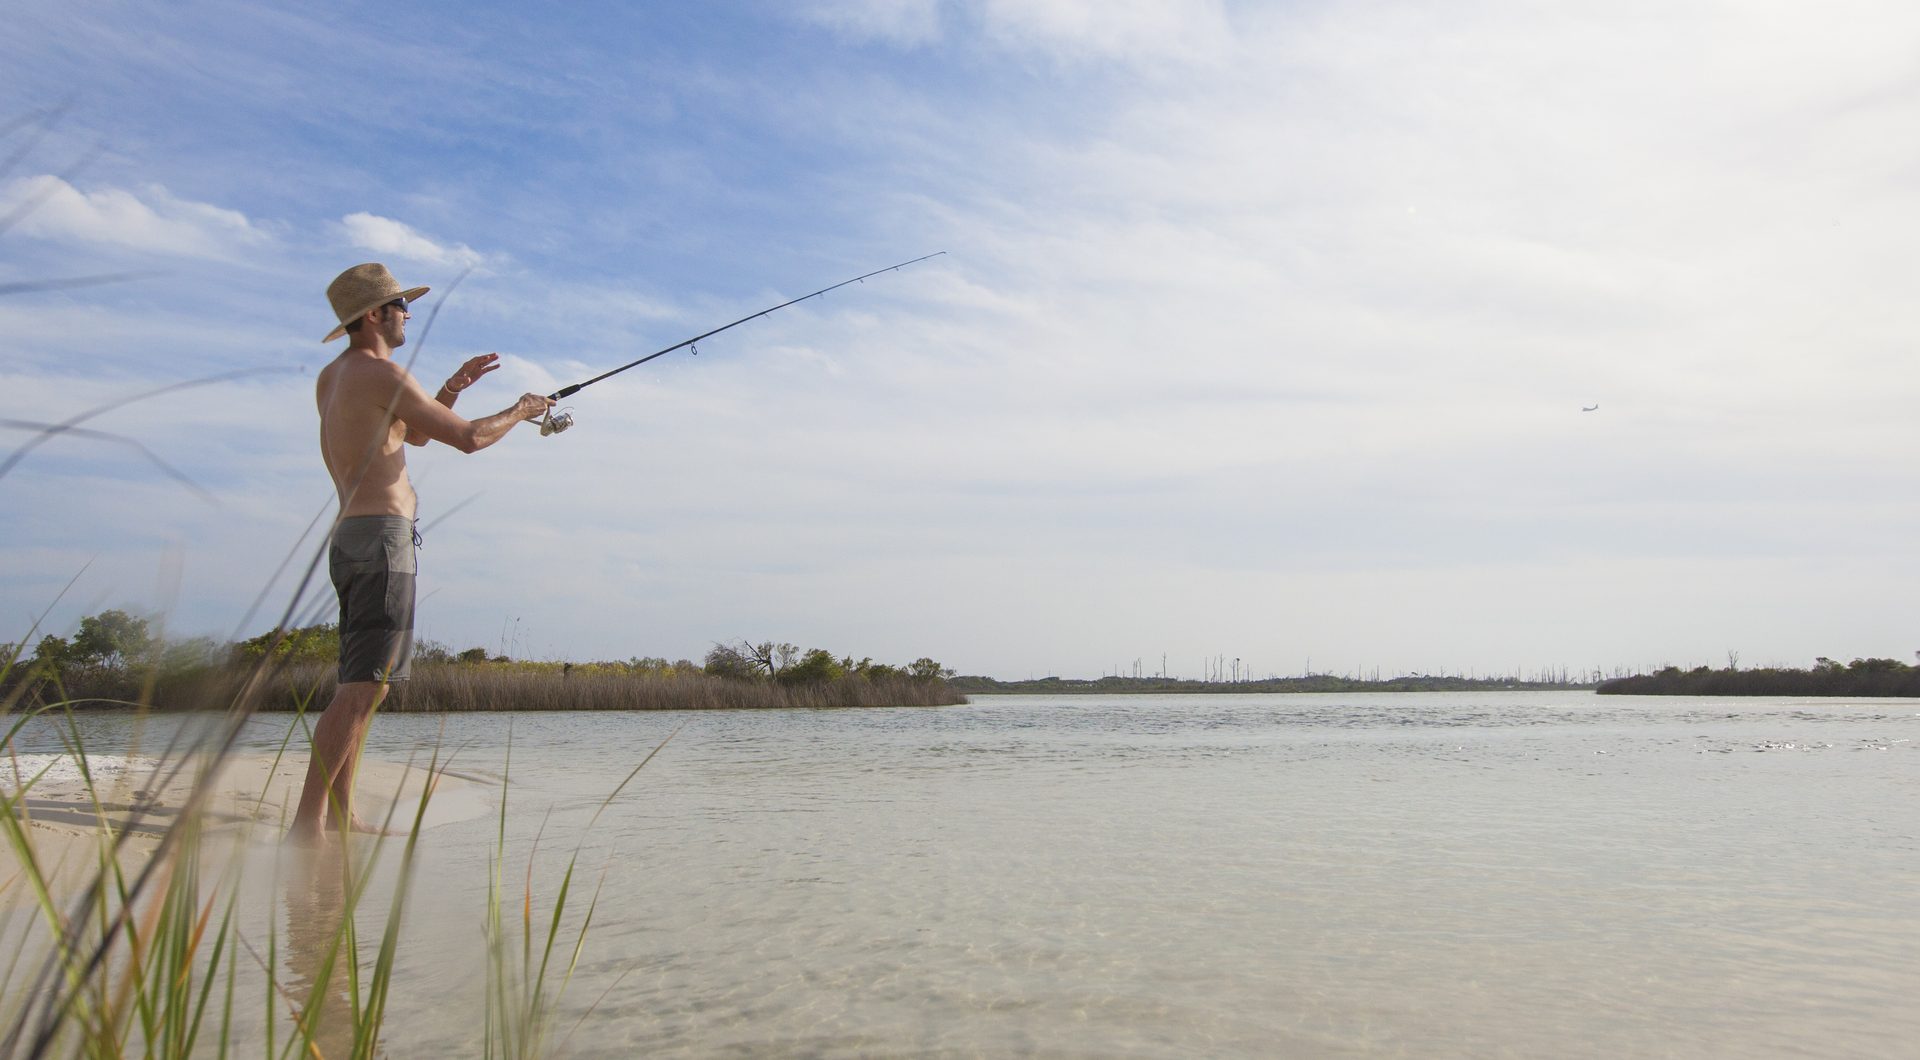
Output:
[328, 680, 390, 717]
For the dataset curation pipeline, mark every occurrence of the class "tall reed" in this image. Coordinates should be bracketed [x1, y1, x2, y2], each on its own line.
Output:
[3, 690, 654, 1057]
[23, 662, 967, 714]
[0, 685, 445, 1059]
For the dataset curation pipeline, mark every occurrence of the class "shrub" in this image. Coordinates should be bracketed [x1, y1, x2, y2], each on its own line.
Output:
[231, 621, 338, 664]
[778, 648, 846, 685]
[703, 643, 759, 681]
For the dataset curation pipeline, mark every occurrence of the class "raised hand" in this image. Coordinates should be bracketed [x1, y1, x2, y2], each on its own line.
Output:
[445, 353, 502, 395]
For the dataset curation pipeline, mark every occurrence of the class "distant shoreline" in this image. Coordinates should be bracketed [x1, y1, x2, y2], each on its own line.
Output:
[1598, 661, 1920, 697]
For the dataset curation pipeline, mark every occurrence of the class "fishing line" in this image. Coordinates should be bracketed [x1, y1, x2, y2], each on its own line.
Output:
[537, 251, 946, 436]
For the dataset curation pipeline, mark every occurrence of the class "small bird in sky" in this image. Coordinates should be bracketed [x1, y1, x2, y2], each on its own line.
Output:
[1581, 404, 1599, 412]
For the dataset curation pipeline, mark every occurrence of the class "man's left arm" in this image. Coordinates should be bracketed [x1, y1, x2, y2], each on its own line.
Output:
[408, 353, 502, 446]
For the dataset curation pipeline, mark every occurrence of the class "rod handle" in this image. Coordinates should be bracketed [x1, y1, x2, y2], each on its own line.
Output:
[549, 383, 581, 401]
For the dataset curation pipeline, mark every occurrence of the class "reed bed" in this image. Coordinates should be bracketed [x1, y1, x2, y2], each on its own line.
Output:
[23, 663, 966, 714]
[386, 666, 966, 712]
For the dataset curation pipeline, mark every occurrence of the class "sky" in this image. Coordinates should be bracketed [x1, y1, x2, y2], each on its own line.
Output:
[2, 0, 1919, 681]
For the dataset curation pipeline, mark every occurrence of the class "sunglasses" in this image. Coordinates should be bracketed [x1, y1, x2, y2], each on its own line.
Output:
[381, 298, 410, 314]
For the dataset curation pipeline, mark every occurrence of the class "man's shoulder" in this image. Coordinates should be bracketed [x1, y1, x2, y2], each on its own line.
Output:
[331, 350, 415, 389]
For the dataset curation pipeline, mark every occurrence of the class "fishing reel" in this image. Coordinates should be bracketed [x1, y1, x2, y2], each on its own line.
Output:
[539, 408, 575, 437]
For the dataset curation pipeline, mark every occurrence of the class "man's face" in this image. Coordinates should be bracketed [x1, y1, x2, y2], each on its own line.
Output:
[378, 299, 409, 347]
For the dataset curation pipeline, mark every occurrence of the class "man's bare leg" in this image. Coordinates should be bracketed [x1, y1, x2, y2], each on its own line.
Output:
[289, 680, 398, 843]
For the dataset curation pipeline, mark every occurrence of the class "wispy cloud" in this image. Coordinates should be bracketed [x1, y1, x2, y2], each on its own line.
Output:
[979, 0, 1232, 63]
[339, 212, 492, 271]
[799, 0, 944, 46]
[798, 0, 1233, 62]
[0, 176, 267, 259]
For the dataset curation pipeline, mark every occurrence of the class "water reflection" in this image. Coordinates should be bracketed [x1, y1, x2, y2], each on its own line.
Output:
[280, 846, 359, 1059]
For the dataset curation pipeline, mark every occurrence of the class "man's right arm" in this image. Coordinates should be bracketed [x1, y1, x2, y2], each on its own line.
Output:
[381, 364, 553, 454]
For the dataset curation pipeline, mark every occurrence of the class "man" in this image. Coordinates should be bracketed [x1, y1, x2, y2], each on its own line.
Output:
[290, 262, 552, 844]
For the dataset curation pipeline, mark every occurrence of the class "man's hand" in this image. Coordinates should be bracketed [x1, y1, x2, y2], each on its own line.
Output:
[444, 353, 502, 395]
[515, 393, 556, 422]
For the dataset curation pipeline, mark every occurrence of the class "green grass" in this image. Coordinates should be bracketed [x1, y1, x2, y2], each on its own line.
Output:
[0, 679, 656, 1058]
[482, 726, 673, 1060]
[0, 692, 424, 1058]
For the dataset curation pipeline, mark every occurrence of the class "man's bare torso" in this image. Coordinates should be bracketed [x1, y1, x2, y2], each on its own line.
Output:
[317, 351, 417, 518]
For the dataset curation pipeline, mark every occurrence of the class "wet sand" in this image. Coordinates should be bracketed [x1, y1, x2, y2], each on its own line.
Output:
[1, 750, 485, 905]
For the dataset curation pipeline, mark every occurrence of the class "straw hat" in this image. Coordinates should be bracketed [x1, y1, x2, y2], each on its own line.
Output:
[323, 263, 430, 342]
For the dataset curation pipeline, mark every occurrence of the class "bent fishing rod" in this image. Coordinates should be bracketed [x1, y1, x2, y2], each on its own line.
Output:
[537, 251, 947, 435]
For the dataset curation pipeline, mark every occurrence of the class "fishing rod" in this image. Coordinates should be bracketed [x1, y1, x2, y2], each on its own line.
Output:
[538, 251, 947, 436]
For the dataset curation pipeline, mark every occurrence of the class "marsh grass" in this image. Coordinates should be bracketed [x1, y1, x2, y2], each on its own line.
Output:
[0, 681, 440, 1059]
[1, 680, 652, 1058]
[0, 584, 650, 1058]
[28, 662, 966, 714]
[384, 666, 963, 712]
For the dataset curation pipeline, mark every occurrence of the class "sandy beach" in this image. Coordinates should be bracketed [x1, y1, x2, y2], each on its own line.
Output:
[1, 748, 488, 906]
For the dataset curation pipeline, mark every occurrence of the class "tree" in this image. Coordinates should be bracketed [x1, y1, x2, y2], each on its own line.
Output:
[627, 656, 672, 676]
[457, 647, 490, 664]
[703, 643, 759, 681]
[847, 657, 899, 680]
[1847, 657, 1907, 674]
[31, 634, 74, 673]
[778, 648, 846, 685]
[743, 641, 797, 679]
[906, 657, 954, 681]
[72, 609, 153, 669]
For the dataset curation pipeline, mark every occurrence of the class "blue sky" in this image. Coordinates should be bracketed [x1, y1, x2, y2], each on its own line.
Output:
[3, 0, 1919, 679]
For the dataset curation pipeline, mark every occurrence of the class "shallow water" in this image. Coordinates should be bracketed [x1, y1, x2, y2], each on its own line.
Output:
[11, 692, 1920, 1056]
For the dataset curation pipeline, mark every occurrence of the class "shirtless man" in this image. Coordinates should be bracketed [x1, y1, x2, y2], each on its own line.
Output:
[290, 262, 552, 844]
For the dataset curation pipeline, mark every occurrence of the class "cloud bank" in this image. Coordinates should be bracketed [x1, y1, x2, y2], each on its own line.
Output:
[0, 176, 267, 259]
[339, 212, 490, 271]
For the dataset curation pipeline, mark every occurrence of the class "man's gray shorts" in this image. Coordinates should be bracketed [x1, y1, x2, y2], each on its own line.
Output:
[330, 515, 417, 684]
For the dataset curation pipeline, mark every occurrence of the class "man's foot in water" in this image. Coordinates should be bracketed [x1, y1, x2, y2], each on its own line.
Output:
[327, 814, 406, 837]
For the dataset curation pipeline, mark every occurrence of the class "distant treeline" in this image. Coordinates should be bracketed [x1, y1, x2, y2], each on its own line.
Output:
[1598, 657, 1920, 697]
[952, 673, 1596, 694]
[5, 611, 964, 711]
